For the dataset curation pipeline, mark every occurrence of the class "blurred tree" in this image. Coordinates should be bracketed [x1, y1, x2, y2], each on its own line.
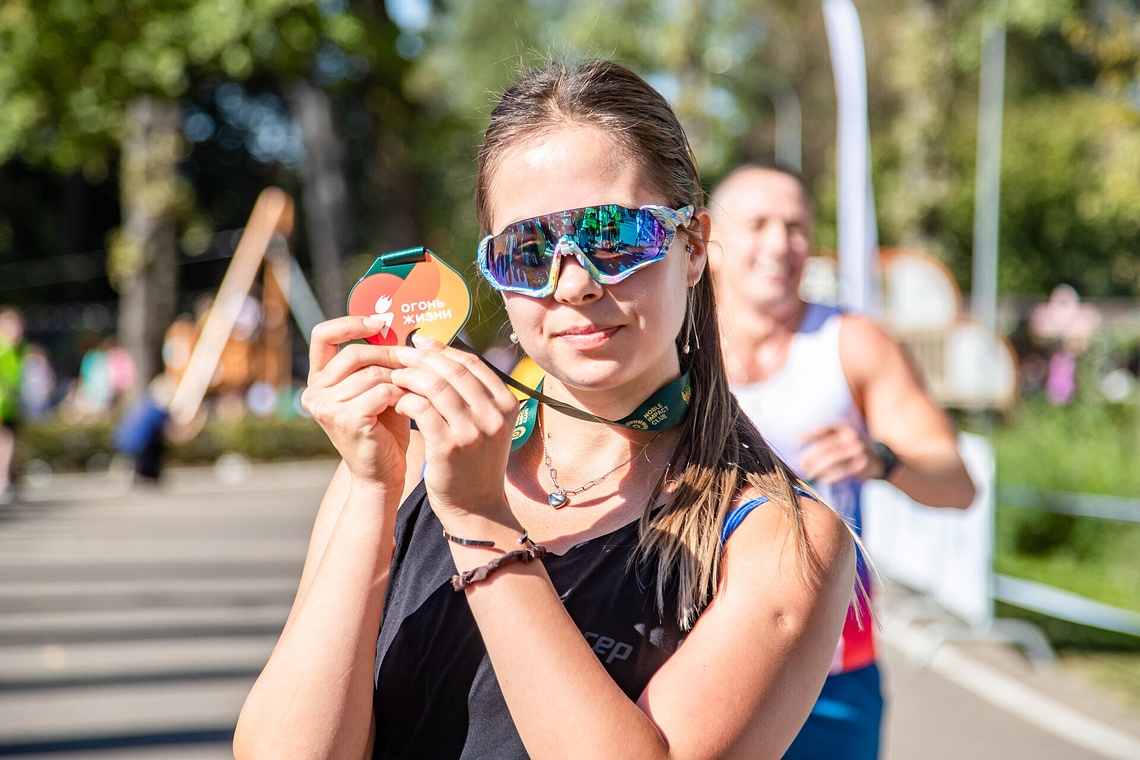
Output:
[865, 0, 1140, 297]
[0, 0, 408, 392]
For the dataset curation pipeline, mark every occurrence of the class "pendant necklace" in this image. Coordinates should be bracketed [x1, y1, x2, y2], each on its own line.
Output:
[538, 407, 663, 508]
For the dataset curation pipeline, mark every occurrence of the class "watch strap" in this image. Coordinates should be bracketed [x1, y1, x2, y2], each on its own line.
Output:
[870, 440, 900, 480]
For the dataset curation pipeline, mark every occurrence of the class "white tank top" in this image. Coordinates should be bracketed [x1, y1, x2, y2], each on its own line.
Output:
[731, 303, 864, 523]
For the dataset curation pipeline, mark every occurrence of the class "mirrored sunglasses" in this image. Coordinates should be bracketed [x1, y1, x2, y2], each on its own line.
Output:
[477, 203, 694, 298]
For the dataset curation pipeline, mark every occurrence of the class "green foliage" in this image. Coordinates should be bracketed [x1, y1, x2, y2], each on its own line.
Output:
[992, 397, 1140, 616]
[6, 0, 1137, 313]
[996, 603, 1140, 652]
[994, 519, 1140, 613]
[996, 94, 1140, 296]
[0, 0, 379, 174]
[402, 0, 1140, 300]
[867, 0, 1140, 298]
[992, 398, 1140, 495]
[18, 419, 115, 471]
[1004, 509, 1081, 557]
[169, 415, 338, 463]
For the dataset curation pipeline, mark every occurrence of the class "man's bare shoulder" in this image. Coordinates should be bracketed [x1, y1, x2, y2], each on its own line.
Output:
[836, 311, 896, 344]
[835, 312, 917, 390]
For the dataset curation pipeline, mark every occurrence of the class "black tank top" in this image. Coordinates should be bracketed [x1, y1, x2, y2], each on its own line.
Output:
[373, 481, 686, 759]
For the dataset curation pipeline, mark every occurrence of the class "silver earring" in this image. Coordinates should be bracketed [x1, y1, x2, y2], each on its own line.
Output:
[682, 288, 699, 355]
[509, 331, 519, 345]
[686, 244, 695, 252]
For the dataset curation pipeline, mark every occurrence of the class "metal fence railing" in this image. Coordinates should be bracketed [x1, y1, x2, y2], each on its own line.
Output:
[993, 484, 1140, 638]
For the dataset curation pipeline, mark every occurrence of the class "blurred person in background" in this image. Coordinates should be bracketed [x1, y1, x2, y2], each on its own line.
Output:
[74, 336, 134, 420]
[20, 343, 57, 421]
[708, 164, 976, 760]
[1029, 283, 1101, 405]
[0, 306, 26, 503]
[113, 374, 175, 484]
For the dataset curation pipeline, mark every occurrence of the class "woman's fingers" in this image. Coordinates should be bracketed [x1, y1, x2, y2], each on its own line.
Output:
[408, 334, 519, 411]
[298, 317, 420, 489]
[389, 336, 518, 442]
[314, 345, 397, 390]
[308, 316, 398, 377]
[305, 323, 519, 479]
[384, 335, 519, 516]
[302, 369, 403, 420]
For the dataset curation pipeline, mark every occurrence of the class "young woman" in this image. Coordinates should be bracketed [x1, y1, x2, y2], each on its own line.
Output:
[235, 59, 855, 760]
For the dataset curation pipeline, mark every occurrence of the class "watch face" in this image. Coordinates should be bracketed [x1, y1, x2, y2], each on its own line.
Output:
[872, 441, 899, 478]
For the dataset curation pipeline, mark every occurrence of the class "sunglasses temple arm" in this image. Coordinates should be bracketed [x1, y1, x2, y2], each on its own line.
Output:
[450, 336, 624, 428]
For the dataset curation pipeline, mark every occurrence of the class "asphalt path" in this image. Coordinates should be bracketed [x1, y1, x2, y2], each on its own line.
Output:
[0, 460, 1137, 758]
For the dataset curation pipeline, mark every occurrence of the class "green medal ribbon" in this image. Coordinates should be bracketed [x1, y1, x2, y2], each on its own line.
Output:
[508, 372, 691, 450]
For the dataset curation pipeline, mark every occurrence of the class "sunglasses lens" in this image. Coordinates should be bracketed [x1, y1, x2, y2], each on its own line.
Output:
[484, 205, 675, 294]
[581, 207, 668, 277]
[485, 225, 553, 293]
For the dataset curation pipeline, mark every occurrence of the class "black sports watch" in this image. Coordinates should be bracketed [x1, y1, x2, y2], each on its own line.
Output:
[870, 441, 900, 480]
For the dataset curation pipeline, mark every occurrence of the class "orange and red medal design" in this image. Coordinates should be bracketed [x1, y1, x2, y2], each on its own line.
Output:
[346, 247, 471, 346]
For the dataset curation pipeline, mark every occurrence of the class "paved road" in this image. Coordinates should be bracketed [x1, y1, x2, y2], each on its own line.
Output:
[0, 460, 335, 758]
[1, 460, 1137, 758]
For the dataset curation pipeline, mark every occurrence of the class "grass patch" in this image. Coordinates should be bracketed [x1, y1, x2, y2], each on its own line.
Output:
[983, 398, 1140, 620]
[988, 399, 1140, 498]
[993, 504, 1140, 614]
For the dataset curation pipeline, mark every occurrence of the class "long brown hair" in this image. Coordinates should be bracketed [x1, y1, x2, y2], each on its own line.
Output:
[476, 59, 815, 629]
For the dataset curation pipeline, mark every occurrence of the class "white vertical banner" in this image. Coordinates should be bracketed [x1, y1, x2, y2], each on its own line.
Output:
[972, 10, 1008, 403]
[822, 0, 881, 315]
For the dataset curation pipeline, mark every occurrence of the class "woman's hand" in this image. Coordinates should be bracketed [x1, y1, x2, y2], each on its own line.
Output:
[301, 316, 411, 490]
[389, 333, 521, 528]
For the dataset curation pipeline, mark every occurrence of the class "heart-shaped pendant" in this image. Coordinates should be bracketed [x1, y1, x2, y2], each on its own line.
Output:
[547, 491, 569, 508]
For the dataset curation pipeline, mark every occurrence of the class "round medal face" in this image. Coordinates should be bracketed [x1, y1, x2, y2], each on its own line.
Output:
[347, 249, 471, 346]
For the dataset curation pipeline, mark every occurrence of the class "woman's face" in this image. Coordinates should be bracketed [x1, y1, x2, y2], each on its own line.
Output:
[487, 126, 706, 405]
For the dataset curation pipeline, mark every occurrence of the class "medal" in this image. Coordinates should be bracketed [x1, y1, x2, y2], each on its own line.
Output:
[346, 247, 471, 346]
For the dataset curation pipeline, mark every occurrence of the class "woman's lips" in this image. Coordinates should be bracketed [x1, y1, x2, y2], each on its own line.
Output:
[556, 325, 620, 350]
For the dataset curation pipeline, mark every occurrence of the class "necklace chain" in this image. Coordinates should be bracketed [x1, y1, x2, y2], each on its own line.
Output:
[538, 408, 662, 508]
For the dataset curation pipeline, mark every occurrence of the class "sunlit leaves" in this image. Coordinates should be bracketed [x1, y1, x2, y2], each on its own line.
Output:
[0, 0, 376, 169]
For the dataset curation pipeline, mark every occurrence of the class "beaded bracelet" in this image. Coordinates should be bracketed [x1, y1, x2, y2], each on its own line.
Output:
[451, 543, 548, 591]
